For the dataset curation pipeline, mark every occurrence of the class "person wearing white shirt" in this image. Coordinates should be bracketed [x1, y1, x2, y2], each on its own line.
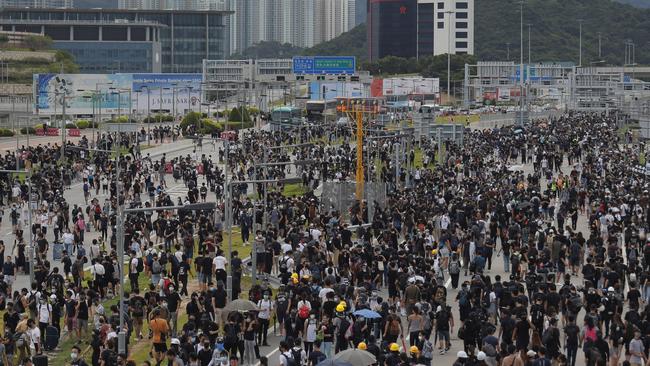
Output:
[257, 293, 273, 346]
[62, 230, 75, 254]
[37, 297, 52, 336]
[27, 319, 41, 355]
[212, 253, 228, 284]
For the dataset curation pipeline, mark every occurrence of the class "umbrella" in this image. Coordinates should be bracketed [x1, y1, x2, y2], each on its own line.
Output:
[353, 309, 381, 319]
[221, 299, 257, 320]
[316, 360, 353, 366]
[333, 349, 376, 366]
[517, 201, 533, 210]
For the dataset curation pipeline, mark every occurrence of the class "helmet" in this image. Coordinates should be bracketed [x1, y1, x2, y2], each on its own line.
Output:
[409, 346, 419, 354]
[335, 304, 345, 312]
[339, 301, 347, 308]
[431, 249, 438, 255]
[477, 351, 487, 361]
[457, 350, 468, 359]
[291, 273, 299, 279]
[357, 342, 367, 350]
[292, 278, 299, 284]
[389, 343, 400, 352]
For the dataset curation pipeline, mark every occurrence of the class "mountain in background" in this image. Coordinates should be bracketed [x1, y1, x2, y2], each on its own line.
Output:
[613, 0, 650, 8]
[74, 0, 118, 8]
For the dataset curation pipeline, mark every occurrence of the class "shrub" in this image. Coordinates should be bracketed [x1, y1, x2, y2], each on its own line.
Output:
[76, 120, 89, 129]
[23, 35, 52, 51]
[199, 119, 223, 134]
[34, 124, 43, 130]
[0, 128, 15, 137]
[65, 122, 76, 129]
[20, 127, 36, 135]
[180, 112, 202, 133]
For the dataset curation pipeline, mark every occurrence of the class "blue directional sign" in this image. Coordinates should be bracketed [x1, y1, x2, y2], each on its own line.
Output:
[292, 56, 356, 75]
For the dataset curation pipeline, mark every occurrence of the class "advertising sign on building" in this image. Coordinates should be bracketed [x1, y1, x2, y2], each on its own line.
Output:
[371, 77, 440, 97]
[34, 73, 202, 116]
[293, 56, 356, 75]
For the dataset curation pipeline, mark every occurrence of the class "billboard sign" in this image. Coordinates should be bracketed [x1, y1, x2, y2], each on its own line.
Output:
[308, 81, 364, 100]
[371, 77, 440, 97]
[34, 73, 202, 116]
[293, 56, 356, 74]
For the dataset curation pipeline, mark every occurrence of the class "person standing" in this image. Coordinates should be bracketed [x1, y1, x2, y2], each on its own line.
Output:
[257, 291, 273, 346]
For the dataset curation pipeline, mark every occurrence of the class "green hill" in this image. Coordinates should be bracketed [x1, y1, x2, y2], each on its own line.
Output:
[614, 0, 650, 8]
[232, 0, 650, 66]
[476, 0, 650, 64]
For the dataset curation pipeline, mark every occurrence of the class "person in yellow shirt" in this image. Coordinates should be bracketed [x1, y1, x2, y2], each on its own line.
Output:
[150, 309, 170, 364]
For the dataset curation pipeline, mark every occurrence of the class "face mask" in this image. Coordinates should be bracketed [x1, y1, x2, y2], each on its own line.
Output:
[162, 303, 168, 308]
[310, 314, 315, 319]
[263, 295, 269, 300]
[71, 353, 78, 360]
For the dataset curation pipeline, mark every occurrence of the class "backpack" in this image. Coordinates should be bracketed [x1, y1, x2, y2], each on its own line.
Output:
[388, 318, 400, 335]
[151, 260, 162, 275]
[279, 257, 289, 273]
[28, 291, 37, 312]
[459, 290, 469, 307]
[162, 278, 172, 295]
[449, 260, 460, 275]
[584, 326, 597, 343]
[338, 318, 350, 338]
[104, 349, 118, 366]
[298, 303, 310, 319]
[136, 258, 144, 273]
[482, 342, 497, 357]
[291, 348, 303, 366]
[281, 352, 298, 366]
[568, 294, 582, 313]
[224, 324, 239, 346]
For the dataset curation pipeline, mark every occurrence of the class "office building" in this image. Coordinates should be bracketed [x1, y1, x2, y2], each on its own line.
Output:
[432, 0, 474, 56]
[0, 8, 231, 73]
[0, 0, 73, 7]
[355, 0, 366, 26]
[118, 0, 226, 10]
[368, 0, 474, 61]
[368, 0, 418, 61]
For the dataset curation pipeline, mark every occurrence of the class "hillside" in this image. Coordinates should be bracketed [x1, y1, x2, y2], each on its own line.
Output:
[476, 0, 650, 64]
[614, 0, 650, 7]
[232, 0, 650, 66]
[230, 24, 367, 61]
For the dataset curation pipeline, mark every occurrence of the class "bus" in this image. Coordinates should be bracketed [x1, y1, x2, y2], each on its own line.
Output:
[306, 100, 338, 116]
[335, 97, 386, 115]
[270, 106, 304, 130]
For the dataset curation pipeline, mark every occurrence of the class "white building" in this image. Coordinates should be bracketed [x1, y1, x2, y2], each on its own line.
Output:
[431, 0, 474, 56]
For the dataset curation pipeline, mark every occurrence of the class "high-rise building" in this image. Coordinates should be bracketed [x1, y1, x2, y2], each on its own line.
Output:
[118, 0, 226, 10]
[0, 0, 73, 7]
[368, 0, 418, 61]
[355, 0, 366, 26]
[229, 0, 353, 54]
[432, 0, 474, 56]
[368, 0, 474, 61]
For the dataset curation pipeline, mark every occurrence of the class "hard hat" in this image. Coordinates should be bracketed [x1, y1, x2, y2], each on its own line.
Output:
[607, 286, 615, 292]
[339, 301, 347, 307]
[477, 351, 487, 361]
[357, 342, 367, 350]
[457, 351, 468, 359]
[389, 343, 400, 352]
[336, 304, 345, 312]
[410, 345, 419, 354]
[431, 249, 438, 255]
[291, 273, 299, 279]
[292, 278, 299, 284]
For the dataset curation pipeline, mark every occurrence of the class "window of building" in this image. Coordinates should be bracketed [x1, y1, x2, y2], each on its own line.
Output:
[456, 31, 467, 38]
[456, 22, 468, 28]
[73, 26, 99, 41]
[131, 27, 146, 41]
[43, 26, 70, 41]
[103, 26, 128, 41]
[456, 12, 468, 19]
[456, 2, 468, 9]
[437, 12, 445, 19]
[456, 41, 468, 48]
[437, 22, 444, 29]
[437, 2, 444, 9]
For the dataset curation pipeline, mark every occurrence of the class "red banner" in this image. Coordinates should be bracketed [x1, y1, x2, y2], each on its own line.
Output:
[35, 128, 59, 136]
[67, 129, 80, 137]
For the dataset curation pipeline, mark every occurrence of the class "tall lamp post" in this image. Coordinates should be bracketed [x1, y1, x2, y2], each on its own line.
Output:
[519, 0, 525, 126]
[445, 10, 455, 105]
[577, 19, 584, 67]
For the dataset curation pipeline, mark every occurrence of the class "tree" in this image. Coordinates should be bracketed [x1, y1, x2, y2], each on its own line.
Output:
[23, 35, 52, 51]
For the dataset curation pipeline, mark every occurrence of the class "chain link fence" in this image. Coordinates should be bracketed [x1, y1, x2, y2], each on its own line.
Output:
[320, 181, 388, 221]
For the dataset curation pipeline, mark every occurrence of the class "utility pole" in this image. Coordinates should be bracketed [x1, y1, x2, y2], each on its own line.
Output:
[578, 19, 584, 67]
[598, 32, 602, 59]
[527, 23, 532, 64]
[519, 1, 524, 126]
[506, 43, 511, 61]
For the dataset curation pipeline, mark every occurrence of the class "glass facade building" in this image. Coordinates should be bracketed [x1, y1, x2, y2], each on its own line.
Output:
[0, 8, 231, 73]
[53, 41, 159, 73]
[367, 0, 418, 62]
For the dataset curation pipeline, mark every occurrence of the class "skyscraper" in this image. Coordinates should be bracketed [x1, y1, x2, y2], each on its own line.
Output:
[368, 0, 418, 61]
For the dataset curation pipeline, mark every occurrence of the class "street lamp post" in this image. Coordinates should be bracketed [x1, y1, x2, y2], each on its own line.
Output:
[445, 10, 455, 105]
[519, 1, 525, 126]
[578, 19, 584, 67]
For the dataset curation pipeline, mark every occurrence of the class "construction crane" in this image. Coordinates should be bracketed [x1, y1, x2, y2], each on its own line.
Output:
[342, 98, 379, 200]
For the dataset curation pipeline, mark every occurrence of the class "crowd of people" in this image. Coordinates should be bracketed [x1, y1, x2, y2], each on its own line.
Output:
[0, 112, 646, 366]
